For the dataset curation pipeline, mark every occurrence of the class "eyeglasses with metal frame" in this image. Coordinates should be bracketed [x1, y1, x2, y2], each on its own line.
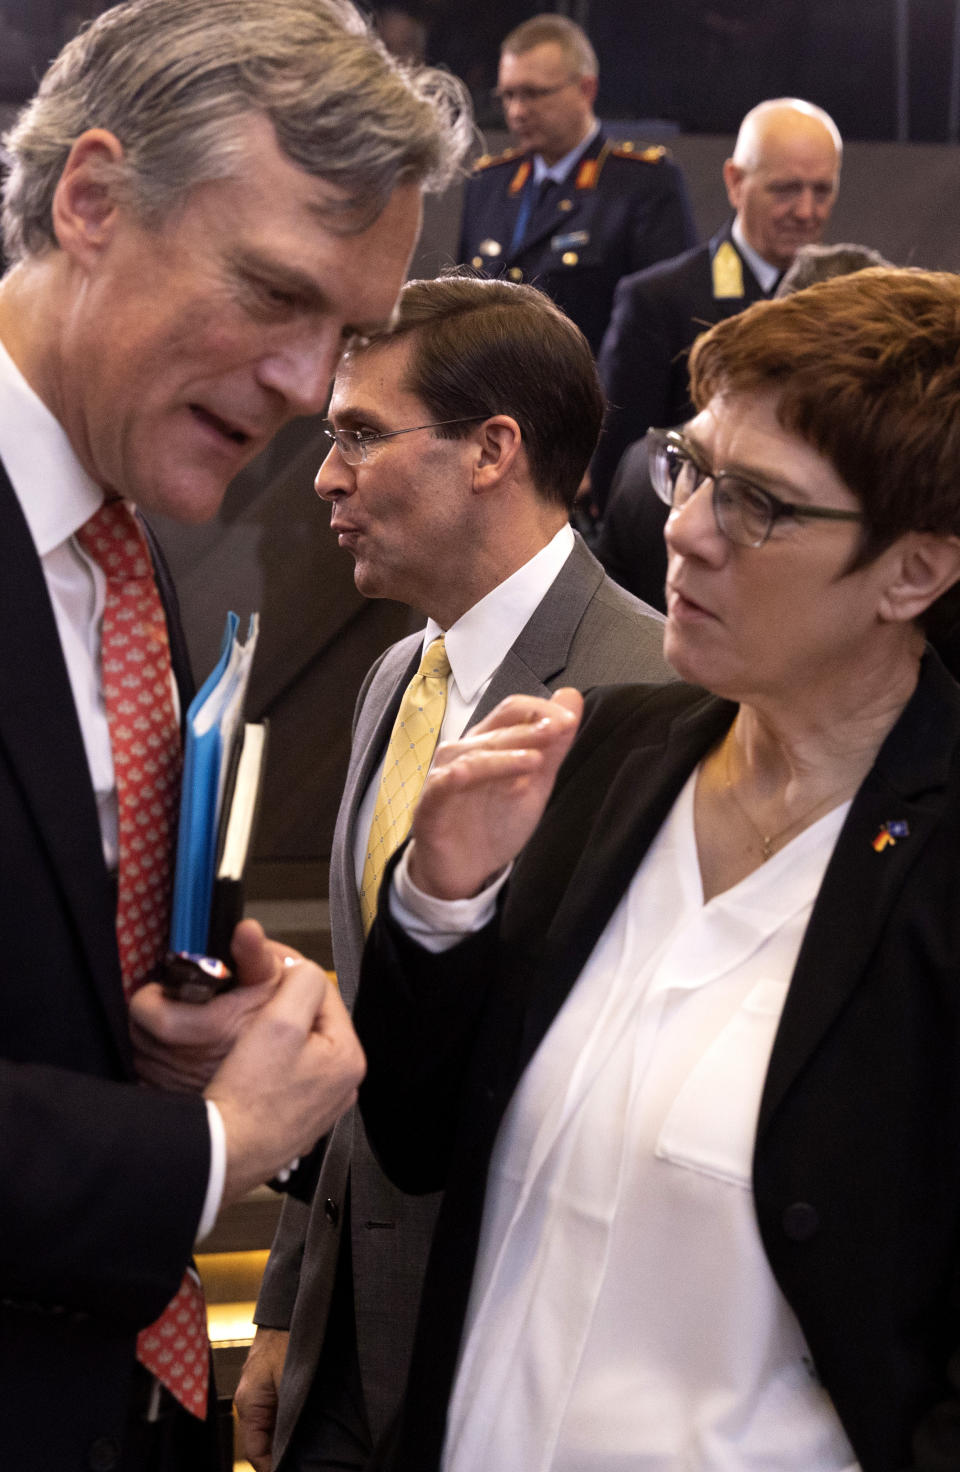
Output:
[491, 78, 579, 107]
[323, 418, 486, 466]
[646, 427, 865, 549]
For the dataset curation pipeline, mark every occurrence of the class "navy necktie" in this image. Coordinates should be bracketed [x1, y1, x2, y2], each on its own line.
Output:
[511, 175, 559, 253]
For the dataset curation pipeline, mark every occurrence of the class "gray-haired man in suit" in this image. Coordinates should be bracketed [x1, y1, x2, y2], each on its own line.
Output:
[235, 273, 672, 1472]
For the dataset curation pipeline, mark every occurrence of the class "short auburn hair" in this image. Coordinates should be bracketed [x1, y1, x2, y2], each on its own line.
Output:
[689, 268, 960, 568]
[347, 272, 605, 510]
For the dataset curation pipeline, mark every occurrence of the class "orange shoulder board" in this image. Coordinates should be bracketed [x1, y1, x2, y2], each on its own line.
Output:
[610, 142, 670, 164]
[471, 146, 520, 174]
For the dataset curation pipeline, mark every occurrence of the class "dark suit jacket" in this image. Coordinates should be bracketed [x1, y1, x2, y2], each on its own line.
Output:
[0, 460, 211, 1470]
[357, 654, 960, 1472]
[590, 221, 769, 513]
[255, 534, 673, 1464]
[594, 434, 669, 612]
[458, 131, 696, 354]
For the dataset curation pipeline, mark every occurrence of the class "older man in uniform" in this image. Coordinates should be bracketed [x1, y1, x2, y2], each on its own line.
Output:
[458, 13, 696, 354]
[588, 97, 842, 515]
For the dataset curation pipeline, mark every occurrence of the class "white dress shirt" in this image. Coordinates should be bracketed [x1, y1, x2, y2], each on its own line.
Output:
[0, 334, 224, 1241]
[393, 775, 860, 1471]
[352, 522, 575, 884]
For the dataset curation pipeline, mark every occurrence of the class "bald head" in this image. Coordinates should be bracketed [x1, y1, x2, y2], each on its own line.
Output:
[732, 99, 842, 171]
[723, 98, 842, 271]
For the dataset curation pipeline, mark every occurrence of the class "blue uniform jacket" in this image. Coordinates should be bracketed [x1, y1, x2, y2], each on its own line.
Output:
[458, 129, 696, 354]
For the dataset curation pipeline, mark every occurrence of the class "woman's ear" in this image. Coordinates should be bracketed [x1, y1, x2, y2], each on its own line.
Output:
[878, 532, 960, 624]
[471, 415, 523, 493]
[51, 130, 127, 263]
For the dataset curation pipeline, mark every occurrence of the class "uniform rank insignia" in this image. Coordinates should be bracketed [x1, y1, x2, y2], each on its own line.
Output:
[508, 161, 531, 195]
[712, 241, 745, 299]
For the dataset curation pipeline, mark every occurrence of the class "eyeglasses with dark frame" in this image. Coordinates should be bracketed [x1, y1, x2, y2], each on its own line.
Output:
[646, 427, 865, 549]
[323, 418, 486, 466]
[491, 78, 579, 107]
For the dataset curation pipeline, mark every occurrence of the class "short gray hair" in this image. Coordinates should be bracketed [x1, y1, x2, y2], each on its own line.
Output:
[775, 242, 892, 298]
[2, 0, 472, 263]
[501, 14, 599, 78]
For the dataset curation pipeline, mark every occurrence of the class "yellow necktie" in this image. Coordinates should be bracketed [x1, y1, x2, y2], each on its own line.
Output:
[359, 636, 451, 933]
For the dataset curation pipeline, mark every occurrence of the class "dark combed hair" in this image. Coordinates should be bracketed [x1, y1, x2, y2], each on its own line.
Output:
[352, 272, 605, 510]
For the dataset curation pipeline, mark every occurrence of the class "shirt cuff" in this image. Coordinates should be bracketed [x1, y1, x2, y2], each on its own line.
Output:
[196, 1099, 227, 1244]
[389, 846, 512, 953]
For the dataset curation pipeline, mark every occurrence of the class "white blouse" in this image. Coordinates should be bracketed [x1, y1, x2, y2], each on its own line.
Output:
[424, 771, 860, 1472]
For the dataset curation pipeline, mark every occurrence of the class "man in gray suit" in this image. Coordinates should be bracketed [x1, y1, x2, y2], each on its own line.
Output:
[235, 274, 671, 1471]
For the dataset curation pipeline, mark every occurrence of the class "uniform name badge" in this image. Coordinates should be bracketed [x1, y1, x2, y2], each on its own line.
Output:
[551, 229, 589, 252]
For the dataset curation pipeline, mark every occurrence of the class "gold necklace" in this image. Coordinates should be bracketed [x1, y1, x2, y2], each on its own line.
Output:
[723, 738, 847, 862]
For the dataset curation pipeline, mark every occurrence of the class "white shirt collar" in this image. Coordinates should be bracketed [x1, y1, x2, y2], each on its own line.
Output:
[730, 218, 782, 296]
[423, 523, 575, 705]
[532, 121, 601, 187]
[0, 333, 103, 554]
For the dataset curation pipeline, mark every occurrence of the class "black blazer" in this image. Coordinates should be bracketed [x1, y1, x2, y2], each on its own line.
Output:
[594, 434, 670, 612]
[591, 222, 769, 514]
[358, 655, 960, 1472]
[0, 460, 211, 1470]
[458, 130, 696, 355]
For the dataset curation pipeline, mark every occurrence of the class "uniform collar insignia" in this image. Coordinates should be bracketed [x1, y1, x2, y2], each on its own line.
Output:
[712, 240, 745, 299]
[509, 160, 531, 195]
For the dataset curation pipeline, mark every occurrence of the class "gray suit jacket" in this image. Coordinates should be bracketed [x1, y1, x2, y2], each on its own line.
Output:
[255, 534, 672, 1463]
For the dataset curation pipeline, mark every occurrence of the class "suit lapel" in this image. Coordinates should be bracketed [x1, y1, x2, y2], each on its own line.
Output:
[470, 536, 602, 727]
[0, 461, 130, 1064]
[759, 653, 960, 1133]
[348, 642, 421, 825]
[333, 639, 421, 1002]
[140, 513, 195, 715]
[516, 187, 583, 260]
[507, 655, 960, 1108]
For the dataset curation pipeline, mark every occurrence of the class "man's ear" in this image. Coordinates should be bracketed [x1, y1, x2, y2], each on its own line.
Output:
[51, 129, 126, 263]
[722, 158, 744, 212]
[878, 532, 960, 625]
[471, 415, 523, 493]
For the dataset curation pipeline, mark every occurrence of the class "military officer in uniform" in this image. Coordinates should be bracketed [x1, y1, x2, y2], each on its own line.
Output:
[458, 13, 696, 355]
[589, 98, 842, 515]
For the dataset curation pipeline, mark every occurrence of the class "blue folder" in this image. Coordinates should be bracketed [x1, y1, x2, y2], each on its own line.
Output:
[170, 611, 259, 954]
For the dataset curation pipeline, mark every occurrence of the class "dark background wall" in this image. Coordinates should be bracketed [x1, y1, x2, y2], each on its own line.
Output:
[5, 0, 960, 141]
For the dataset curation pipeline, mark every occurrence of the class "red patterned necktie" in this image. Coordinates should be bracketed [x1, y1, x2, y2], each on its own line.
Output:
[76, 499, 209, 1419]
